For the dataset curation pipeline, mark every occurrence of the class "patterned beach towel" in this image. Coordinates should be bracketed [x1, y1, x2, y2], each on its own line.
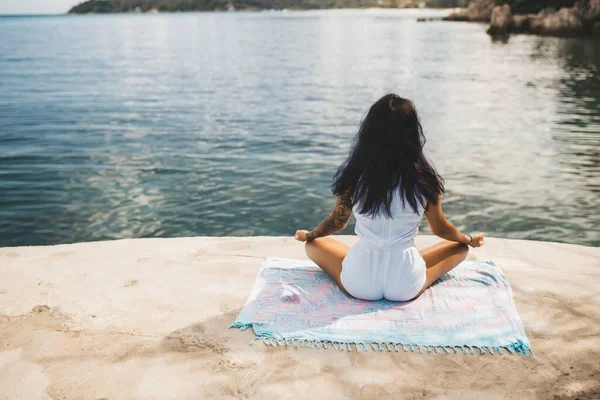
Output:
[230, 257, 534, 357]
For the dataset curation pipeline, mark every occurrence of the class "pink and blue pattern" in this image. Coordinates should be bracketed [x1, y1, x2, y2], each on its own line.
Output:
[230, 257, 534, 356]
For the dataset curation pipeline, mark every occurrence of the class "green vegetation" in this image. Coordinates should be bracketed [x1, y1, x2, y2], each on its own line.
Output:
[67, 0, 390, 12]
[68, 0, 468, 13]
[501, 0, 576, 14]
[67, 0, 578, 13]
[69, 0, 225, 13]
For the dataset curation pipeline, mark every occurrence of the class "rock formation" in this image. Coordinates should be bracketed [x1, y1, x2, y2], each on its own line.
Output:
[510, 14, 530, 32]
[525, 0, 599, 36]
[487, 4, 512, 34]
[444, 0, 495, 22]
[446, 0, 600, 38]
[578, 0, 600, 22]
[536, 6, 583, 36]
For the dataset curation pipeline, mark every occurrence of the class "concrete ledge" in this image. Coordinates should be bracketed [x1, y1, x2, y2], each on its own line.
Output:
[1, 236, 599, 399]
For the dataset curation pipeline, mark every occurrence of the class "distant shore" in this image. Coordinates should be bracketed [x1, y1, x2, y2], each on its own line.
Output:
[443, 0, 600, 38]
[64, 7, 455, 14]
[67, 0, 457, 15]
[64, 0, 600, 38]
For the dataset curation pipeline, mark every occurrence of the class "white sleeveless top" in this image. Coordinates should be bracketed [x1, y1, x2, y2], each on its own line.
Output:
[352, 188, 425, 247]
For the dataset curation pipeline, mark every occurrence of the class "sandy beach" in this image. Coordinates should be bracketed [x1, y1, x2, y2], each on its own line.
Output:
[0, 235, 599, 399]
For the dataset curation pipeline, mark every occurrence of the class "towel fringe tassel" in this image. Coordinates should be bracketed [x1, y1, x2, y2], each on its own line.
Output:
[238, 332, 534, 358]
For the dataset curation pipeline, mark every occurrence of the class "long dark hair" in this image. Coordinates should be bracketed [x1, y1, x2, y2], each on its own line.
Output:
[332, 93, 444, 218]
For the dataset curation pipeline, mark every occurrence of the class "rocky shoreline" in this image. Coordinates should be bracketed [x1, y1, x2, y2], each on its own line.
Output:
[445, 0, 600, 37]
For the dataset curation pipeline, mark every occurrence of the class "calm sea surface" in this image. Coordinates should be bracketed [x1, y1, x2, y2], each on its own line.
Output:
[0, 10, 599, 247]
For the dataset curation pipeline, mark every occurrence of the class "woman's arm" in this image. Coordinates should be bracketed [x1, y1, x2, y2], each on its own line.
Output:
[424, 194, 484, 247]
[303, 190, 353, 241]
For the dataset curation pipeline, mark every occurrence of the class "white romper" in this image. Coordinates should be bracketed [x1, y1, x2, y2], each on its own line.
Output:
[340, 189, 427, 302]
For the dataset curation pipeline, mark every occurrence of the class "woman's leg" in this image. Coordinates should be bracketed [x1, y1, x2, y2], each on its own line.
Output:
[412, 240, 469, 299]
[304, 237, 350, 294]
[419, 240, 468, 268]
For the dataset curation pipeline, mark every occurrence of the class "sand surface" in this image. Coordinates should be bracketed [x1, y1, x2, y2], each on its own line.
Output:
[0, 235, 599, 399]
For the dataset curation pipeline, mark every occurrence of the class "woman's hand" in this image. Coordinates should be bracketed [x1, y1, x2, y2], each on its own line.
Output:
[294, 230, 310, 242]
[469, 233, 485, 248]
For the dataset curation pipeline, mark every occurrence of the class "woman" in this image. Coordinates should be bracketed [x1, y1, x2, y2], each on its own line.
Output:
[294, 93, 484, 302]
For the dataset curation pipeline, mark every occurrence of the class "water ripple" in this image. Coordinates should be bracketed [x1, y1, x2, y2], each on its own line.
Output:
[0, 10, 599, 247]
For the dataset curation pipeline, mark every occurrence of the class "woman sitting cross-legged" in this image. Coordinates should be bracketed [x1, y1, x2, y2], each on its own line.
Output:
[294, 93, 484, 302]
